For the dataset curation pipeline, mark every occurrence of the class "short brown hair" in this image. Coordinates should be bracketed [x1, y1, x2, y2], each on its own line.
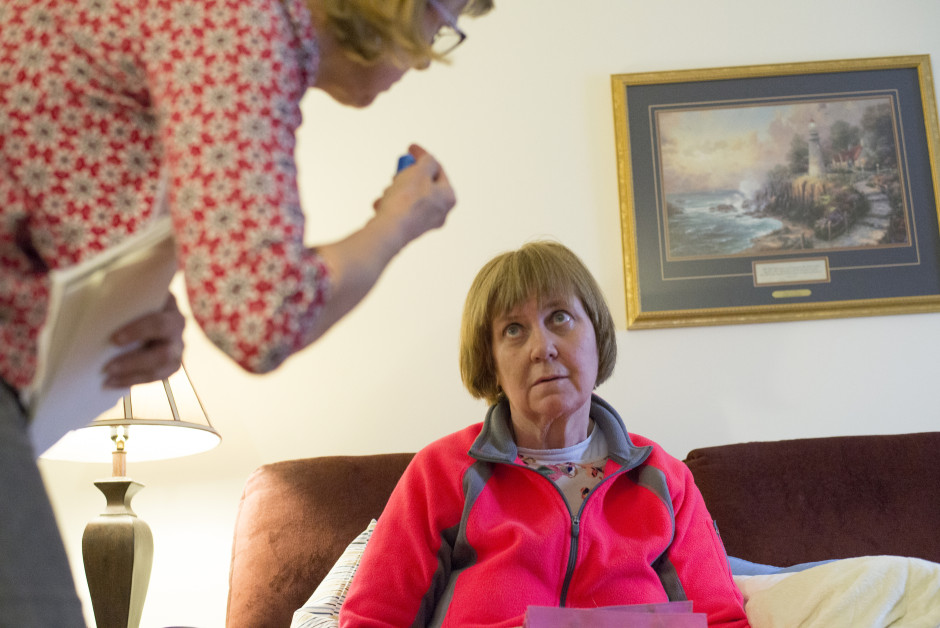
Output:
[319, 0, 494, 67]
[459, 241, 617, 405]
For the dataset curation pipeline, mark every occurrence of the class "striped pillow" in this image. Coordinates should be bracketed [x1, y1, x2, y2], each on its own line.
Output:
[290, 519, 376, 628]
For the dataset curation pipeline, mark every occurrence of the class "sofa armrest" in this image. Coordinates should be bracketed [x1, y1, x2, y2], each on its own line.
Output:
[225, 453, 414, 628]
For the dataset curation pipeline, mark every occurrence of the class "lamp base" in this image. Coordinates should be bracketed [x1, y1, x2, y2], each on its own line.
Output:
[83, 478, 153, 628]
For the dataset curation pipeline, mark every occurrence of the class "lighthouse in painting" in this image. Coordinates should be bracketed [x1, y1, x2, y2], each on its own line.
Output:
[807, 119, 826, 177]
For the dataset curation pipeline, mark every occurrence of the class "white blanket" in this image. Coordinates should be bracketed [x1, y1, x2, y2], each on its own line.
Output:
[734, 555, 940, 628]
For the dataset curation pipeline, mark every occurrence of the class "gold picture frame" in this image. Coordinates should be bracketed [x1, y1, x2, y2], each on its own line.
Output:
[612, 55, 940, 329]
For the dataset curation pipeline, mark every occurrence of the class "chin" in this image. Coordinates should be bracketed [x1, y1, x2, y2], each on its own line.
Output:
[337, 93, 377, 108]
[351, 91, 381, 107]
[322, 84, 379, 108]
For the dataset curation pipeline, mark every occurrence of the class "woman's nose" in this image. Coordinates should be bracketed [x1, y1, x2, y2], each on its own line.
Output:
[529, 327, 558, 361]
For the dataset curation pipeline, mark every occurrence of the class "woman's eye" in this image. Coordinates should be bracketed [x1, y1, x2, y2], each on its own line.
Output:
[504, 323, 522, 338]
[551, 310, 572, 325]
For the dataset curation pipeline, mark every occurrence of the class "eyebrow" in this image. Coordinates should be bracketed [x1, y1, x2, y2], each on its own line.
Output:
[541, 296, 570, 309]
[494, 294, 572, 322]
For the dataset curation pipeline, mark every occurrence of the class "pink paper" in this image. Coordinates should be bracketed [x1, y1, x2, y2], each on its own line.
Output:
[523, 602, 706, 628]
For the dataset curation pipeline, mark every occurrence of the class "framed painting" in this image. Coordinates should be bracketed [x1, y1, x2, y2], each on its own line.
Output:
[611, 55, 940, 328]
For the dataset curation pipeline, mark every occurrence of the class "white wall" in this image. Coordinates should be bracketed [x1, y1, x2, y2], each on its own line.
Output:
[38, 1, 940, 626]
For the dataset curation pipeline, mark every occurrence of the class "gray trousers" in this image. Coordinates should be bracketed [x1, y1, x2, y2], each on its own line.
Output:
[0, 379, 86, 627]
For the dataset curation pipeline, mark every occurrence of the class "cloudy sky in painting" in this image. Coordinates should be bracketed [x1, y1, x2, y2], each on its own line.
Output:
[657, 96, 887, 196]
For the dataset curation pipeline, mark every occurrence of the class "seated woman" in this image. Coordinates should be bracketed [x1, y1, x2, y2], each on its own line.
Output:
[340, 241, 749, 627]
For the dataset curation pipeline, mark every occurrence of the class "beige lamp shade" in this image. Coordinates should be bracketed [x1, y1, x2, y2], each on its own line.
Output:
[40, 363, 221, 463]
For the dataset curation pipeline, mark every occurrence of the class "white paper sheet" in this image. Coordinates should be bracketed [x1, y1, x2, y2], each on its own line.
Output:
[26, 215, 178, 455]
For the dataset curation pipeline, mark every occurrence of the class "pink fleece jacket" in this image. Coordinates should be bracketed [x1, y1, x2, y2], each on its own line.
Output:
[340, 396, 749, 627]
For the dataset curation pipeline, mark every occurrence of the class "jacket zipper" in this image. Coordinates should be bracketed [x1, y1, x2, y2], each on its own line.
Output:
[508, 461, 630, 607]
[558, 514, 580, 606]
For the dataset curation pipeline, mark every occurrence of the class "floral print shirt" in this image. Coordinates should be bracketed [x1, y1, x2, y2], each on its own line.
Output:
[0, 0, 329, 391]
[518, 424, 609, 515]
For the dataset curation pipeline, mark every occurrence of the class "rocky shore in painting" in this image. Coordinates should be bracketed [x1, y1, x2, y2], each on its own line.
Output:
[743, 175, 901, 253]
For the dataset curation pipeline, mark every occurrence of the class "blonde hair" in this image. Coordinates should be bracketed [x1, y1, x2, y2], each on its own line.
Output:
[459, 241, 617, 405]
[319, 0, 493, 67]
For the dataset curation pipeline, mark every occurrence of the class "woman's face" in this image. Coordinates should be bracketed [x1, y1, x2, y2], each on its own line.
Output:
[313, 0, 467, 108]
[490, 292, 599, 448]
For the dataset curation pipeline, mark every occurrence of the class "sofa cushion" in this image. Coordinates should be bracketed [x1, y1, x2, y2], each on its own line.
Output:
[684, 431, 940, 567]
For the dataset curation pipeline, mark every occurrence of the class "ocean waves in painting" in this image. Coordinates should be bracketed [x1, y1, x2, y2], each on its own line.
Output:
[666, 190, 782, 258]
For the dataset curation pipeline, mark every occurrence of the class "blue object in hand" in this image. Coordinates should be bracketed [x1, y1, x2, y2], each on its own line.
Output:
[396, 154, 416, 173]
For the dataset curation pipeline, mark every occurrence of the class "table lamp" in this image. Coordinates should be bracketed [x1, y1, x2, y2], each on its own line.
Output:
[41, 362, 221, 628]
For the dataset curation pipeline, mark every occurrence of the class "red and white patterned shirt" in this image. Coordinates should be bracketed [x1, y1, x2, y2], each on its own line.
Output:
[0, 0, 331, 391]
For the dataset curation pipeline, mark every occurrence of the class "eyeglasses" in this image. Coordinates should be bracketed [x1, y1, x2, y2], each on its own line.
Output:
[427, 0, 467, 56]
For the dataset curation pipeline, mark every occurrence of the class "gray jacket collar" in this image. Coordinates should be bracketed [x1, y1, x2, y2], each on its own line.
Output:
[469, 394, 652, 470]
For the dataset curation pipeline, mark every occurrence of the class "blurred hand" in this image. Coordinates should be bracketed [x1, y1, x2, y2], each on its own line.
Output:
[301, 144, 457, 344]
[372, 143, 457, 246]
[102, 293, 185, 388]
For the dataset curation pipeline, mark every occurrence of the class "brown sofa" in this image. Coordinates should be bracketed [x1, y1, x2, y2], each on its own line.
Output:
[225, 431, 940, 628]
